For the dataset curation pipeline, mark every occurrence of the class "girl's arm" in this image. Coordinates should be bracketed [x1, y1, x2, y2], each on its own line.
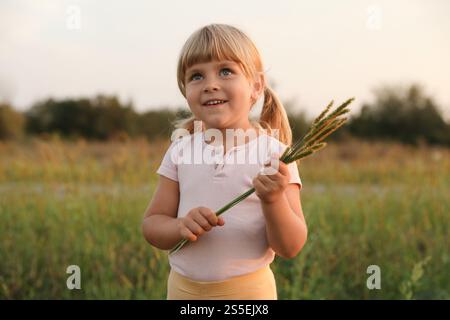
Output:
[261, 185, 307, 259]
[142, 175, 183, 250]
[253, 160, 307, 259]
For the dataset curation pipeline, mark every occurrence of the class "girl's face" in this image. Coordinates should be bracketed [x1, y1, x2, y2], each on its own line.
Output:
[184, 59, 264, 131]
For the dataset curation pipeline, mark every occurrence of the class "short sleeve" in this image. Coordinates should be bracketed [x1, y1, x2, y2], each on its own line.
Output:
[278, 141, 303, 191]
[286, 160, 303, 191]
[156, 139, 181, 182]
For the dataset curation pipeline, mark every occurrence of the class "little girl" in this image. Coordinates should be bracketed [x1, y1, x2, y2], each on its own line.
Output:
[142, 24, 307, 300]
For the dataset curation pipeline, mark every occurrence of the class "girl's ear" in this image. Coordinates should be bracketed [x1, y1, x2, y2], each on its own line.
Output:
[251, 72, 265, 103]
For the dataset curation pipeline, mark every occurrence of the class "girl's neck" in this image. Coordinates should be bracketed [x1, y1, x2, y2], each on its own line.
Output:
[204, 122, 261, 154]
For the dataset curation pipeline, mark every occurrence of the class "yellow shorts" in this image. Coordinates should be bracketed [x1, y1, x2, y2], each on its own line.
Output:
[167, 265, 277, 300]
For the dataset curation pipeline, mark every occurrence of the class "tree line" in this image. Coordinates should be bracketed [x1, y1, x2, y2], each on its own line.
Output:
[1, 84, 449, 147]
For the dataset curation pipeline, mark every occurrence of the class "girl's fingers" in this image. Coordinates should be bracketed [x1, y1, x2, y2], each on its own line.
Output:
[253, 177, 270, 194]
[277, 162, 291, 179]
[199, 207, 219, 227]
[260, 164, 278, 176]
[259, 174, 277, 187]
[263, 162, 289, 181]
[258, 174, 279, 190]
[260, 167, 289, 187]
[185, 219, 204, 236]
[217, 217, 225, 226]
[193, 212, 212, 231]
[265, 171, 283, 181]
[181, 226, 197, 242]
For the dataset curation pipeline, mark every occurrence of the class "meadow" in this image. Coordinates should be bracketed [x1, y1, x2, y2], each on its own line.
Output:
[0, 136, 448, 299]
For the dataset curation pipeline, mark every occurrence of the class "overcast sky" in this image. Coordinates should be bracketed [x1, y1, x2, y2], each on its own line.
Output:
[1, 0, 449, 120]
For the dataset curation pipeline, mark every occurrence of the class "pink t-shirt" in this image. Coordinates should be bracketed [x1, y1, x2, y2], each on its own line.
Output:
[156, 131, 303, 281]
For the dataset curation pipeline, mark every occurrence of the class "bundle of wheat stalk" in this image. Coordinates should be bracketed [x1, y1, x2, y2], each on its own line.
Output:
[169, 97, 355, 255]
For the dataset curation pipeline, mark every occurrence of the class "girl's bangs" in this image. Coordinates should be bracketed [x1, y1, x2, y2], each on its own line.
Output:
[182, 31, 251, 79]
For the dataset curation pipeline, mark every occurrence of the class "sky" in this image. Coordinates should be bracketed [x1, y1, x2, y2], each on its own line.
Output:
[1, 0, 450, 121]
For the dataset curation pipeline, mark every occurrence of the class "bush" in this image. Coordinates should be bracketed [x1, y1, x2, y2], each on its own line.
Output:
[0, 103, 25, 140]
[348, 84, 450, 147]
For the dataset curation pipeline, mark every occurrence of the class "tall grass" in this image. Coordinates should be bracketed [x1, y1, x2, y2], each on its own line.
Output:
[0, 136, 449, 299]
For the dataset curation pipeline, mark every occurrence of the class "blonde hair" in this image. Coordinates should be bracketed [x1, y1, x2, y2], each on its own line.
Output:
[174, 23, 292, 145]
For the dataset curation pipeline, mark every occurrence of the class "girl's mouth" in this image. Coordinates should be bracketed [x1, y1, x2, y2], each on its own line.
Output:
[203, 100, 228, 107]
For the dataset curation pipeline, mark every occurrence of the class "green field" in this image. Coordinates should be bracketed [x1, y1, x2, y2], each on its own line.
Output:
[0, 137, 449, 299]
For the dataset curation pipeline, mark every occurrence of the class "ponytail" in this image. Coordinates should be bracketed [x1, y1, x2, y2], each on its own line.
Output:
[172, 115, 198, 134]
[257, 86, 292, 145]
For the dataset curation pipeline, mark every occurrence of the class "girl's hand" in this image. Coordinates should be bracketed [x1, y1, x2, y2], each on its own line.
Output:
[253, 153, 290, 204]
[178, 207, 225, 242]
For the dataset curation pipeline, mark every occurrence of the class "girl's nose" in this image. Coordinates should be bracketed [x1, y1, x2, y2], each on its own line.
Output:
[203, 81, 220, 92]
[203, 86, 219, 93]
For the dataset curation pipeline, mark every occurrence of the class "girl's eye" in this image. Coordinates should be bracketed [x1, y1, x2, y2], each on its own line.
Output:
[190, 73, 202, 81]
[189, 68, 233, 81]
[220, 68, 232, 76]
